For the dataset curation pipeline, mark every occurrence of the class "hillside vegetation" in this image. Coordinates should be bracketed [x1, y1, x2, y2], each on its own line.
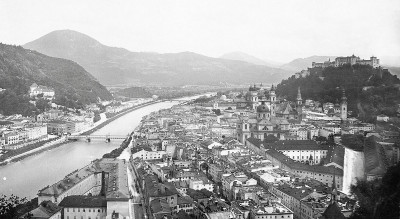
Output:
[0, 43, 112, 116]
[114, 87, 153, 98]
[276, 64, 400, 122]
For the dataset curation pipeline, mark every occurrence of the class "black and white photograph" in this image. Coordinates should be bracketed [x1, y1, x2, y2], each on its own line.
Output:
[1, 0, 400, 218]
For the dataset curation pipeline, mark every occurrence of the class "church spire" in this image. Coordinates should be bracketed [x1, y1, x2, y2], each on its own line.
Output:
[296, 87, 302, 106]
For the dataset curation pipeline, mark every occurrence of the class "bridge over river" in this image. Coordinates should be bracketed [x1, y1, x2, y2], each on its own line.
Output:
[67, 134, 129, 142]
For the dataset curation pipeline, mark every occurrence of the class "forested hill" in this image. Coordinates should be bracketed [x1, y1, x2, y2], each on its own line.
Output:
[0, 43, 112, 116]
[276, 64, 400, 122]
[114, 87, 153, 98]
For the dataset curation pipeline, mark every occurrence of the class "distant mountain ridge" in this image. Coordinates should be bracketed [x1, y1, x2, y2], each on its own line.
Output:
[220, 51, 282, 67]
[24, 30, 290, 86]
[280, 56, 337, 72]
[0, 43, 112, 115]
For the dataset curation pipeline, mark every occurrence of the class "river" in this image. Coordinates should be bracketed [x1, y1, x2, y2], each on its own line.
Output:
[0, 98, 200, 199]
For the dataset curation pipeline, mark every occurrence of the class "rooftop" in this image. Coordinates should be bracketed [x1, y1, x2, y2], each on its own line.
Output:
[38, 158, 130, 200]
[58, 195, 107, 208]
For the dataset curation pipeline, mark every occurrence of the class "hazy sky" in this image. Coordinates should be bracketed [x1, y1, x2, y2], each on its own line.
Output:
[1, 0, 400, 64]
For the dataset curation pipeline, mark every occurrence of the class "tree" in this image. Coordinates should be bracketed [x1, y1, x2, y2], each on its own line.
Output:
[0, 194, 27, 218]
[350, 162, 400, 219]
[35, 98, 50, 112]
[177, 210, 196, 219]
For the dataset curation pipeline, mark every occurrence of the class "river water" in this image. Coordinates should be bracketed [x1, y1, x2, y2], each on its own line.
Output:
[0, 100, 187, 199]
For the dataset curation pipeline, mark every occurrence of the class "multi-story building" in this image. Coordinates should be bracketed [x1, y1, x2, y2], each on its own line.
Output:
[250, 203, 294, 219]
[59, 196, 107, 219]
[131, 148, 166, 161]
[189, 176, 214, 192]
[247, 138, 328, 165]
[38, 158, 131, 219]
[29, 83, 55, 99]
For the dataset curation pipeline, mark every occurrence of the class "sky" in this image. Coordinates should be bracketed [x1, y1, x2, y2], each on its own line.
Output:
[1, 0, 400, 64]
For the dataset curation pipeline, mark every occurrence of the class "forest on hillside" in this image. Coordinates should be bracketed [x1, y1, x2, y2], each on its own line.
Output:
[276, 64, 400, 122]
[0, 44, 112, 116]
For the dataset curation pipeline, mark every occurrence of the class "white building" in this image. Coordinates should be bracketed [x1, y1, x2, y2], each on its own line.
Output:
[30, 83, 55, 99]
[189, 177, 214, 192]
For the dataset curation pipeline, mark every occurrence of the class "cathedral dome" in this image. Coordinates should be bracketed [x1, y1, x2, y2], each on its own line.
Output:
[257, 103, 270, 113]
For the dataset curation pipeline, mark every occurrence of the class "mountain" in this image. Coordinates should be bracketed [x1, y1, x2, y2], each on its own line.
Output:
[281, 56, 336, 72]
[24, 30, 289, 86]
[220, 51, 282, 67]
[0, 43, 112, 115]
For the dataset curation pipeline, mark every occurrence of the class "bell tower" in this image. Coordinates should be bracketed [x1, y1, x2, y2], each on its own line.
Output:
[296, 87, 302, 106]
[270, 85, 276, 117]
[341, 89, 347, 121]
[296, 87, 303, 120]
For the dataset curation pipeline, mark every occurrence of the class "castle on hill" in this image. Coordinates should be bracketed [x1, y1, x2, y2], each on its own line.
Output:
[312, 55, 380, 68]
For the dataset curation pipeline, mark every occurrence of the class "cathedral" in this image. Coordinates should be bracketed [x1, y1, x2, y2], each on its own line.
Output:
[235, 84, 347, 143]
[236, 84, 300, 143]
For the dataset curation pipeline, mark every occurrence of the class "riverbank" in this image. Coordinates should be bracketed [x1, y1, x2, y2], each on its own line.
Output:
[80, 100, 161, 136]
[0, 100, 162, 166]
[0, 137, 68, 166]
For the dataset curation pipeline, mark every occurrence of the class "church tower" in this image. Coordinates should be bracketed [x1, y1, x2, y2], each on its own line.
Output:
[340, 89, 347, 121]
[270, 85, 276, 117]
[296, 87, 303, 120]
[296, 87, 302, 106]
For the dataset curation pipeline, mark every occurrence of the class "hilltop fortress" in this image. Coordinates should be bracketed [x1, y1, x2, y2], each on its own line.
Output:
[312, 55, 380, 69]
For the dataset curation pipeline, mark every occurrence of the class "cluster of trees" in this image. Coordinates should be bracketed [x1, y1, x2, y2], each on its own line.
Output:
[276, 64, 400, 122]
[102, 136, 132, 158]
[0, 90, 37, 116]
[186, 188, 213, 201]
[0, 195, 39, 219]
[114, 87, 153, 98]
[350, 162, 400, 219]
[341, 134, 365, 151]
[193, 96, 214, 103]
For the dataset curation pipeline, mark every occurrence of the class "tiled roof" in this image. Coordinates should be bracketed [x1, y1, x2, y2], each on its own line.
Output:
[58, 195, 106, 208]
[265, 149, 343, 175]
[38, 158, 130, 200]
[23, 201, 61, 218]
[320, 202, 346, 219]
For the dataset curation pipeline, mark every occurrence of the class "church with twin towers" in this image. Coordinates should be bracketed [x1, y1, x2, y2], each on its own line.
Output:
[235, 84, 347, 143]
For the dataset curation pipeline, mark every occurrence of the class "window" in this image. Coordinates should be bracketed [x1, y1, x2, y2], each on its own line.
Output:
[98, 209, 101, 212]
[67, 208, 69, 212]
